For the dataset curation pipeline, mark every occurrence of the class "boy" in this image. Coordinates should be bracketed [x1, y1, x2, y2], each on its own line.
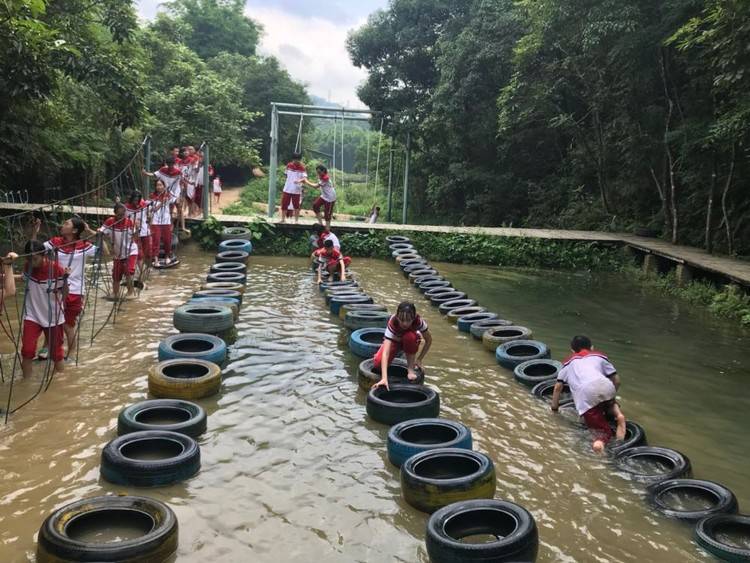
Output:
[280, 152, 306, 223]
[298, 164, 336, 228]
[100, 203, 138, 298]
[21, 241, 68, 378]
[311, 223, 340, 250]
[372, 302, 433, 390]
[313, 239, 350, 284]
[551, 335, 625, 453]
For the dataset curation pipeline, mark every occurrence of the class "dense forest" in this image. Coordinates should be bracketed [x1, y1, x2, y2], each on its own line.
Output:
[347, 0, 750, 256]
[0, 0, 308, 195]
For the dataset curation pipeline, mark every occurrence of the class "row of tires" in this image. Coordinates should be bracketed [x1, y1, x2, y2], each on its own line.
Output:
[390, 236, 748, 562]
[36, 233, 251, 563]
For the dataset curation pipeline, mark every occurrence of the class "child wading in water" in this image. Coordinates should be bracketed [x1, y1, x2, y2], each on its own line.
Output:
[149, 179, 177, 266]
[372, 302, 433, 390]
[313, 239, 350, 284]
[100, 203, 138, 299]
[298, 165, 336, 228]
[280, 152, 306, 223]
[551, 335, 625, 453]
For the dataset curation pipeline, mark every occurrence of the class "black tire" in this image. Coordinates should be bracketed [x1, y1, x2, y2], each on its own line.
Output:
[387, 418, 473, 467]
[607, 421, 647, 456]
[100, 430, 200, 487]
[695, 514, 750, 561]
[401, 448, 496, 513]
[117, 399, 207, 438]
[338, 302, 387, 320]
[647, 479, 737, 521]
[425, 286, 457, 298]
[399, 258, 428, 270]
[431, 291, 468, 305]
[193, 289, 243, 304]
[221, 226, 252, 241]
[414, 274, 444, 286]
[404, 262, 433, 276]
[215, 250, 249, 263]
[408, 268, 439, 282]
[358, 358, 424, 391]
[446, 306, 486, 323]
[158, 333, 227, 364]
[173, 304, 234, 334]
[366, 384, 440, 426]
[454, 310, 493, 330]
[395, 253, 421, 265]
[389, 242, 415, 251]
[206, 271, 246, 284]
[532, 379, 571, 404]
[496, 340, 551, 370]
[210, 261, 247, 275]
[426, 499, 539, 563]
[614, 446, 691, 484]
[319, 280, 358, 291]
[470, 318, 513, 340]
[514, 359, 562, 387]
[437, 299, 477, 315]
[385, 235, 411, 244]
[331, 294, 374, 316]
[37, 495, 178, 563]
[483, 325, 533, 351]
[419, 280, 452, 292]
[345, 310, 390, 330]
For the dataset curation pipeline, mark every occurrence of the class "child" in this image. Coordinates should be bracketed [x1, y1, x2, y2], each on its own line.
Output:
[143, 157, 184, 232]
[43, 217, 98, 359]
[280, 152, 306, 223]
[313, 239, 350, 284]
[311, 223, 340, 250]
[551, 335, 626, 453]
[21, 241, 67, 378]
[100, 203, 138, 298]
[298, 165, 336, 228]
[148, 179, 177, 266]
[125, 190, 151, 269]
[372, 302, 433, 390]
[367, 205, 380, 224]
[212, 175, 222, 206]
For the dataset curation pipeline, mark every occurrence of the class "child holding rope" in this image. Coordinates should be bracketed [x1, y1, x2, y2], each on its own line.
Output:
[372, 302, 432, 390]
[125, 190, 151, 269]
[100, 203, 138, 299]
[280, 152, 306, 223]
[21, 241, 68, 378]
[148, 179, 177, 266]
[298, 165, 336, 228]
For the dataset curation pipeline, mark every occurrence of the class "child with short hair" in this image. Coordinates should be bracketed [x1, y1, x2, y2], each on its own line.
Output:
[313, 239, 350, 284]
[280, 152, 306, 223]
[125, 190, 151, 268]
[100, 203, 138, 298]
[551, 335, 626, 453]
[372, 301, 432, 389]
[21, 241, 68, 378]
[311, 223, 341, 250]
[298, 165, 336, 228]
[148, 179, 178, 266]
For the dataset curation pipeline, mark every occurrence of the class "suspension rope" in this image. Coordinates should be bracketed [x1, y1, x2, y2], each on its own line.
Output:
[294, 115, 304, 154]
[373, 118, 385, 203]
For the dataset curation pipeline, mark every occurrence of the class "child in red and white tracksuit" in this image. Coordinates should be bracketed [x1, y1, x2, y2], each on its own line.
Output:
[100, 203, 138, 298]
[313, 239, 351, 284]
[124, 191, 151, 266]
[149, 179, 177, 265]
[299, 164, 336, 228]
[372, 302, 433, 389]
[21, 240, 68, 378]
[280, 153, 307, 223]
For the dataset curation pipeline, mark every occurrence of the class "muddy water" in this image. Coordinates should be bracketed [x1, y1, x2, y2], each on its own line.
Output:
[0, 249, 748, 562]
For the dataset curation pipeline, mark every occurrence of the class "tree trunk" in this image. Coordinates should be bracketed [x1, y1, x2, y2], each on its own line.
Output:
[705, 153, 716, 252]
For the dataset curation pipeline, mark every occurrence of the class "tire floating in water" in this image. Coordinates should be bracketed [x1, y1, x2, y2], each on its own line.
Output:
[173, 304, 234, 334]
[117, 399, 207, 438]
[209, 261, 247, 275]
[470, 318, 513, 340]
[201, 281, 245, 294]
[646, 479, 738, 522]
[430, 292, 468, 306]
[188, 298, 239, 321]
[349, 327, 385, 358]
[366, 384, 440, 425]
[193, 288, 243, 304]
[695, 514, 750, 561]
[446, 306, 486, 324]
[424, 286, 457, 299]
[607, 421, 647, 455]
[385, 235, 411, 244]
[358, 357, 424, 392]
[338, 302, 387, 321]
[614, 446, 692, 484]
[513, 359, 562, 387]
[215, 250, 249, 263]
[319, 280, 358, 292]
[482, 325, 532, 351]
[532, 379, 572, 404]
[206, 271, 246, 284]
[218, 239, 252, 253]
[220, 227, 252, 241]
[408, 268, 439, 282]
[436, 299, 476, 315]
[344, 310, 391, 330]
[496, 340, 551, 369]
[148, 359, 222, 400]
[456, 311, 498, 332]
[396, 253, 421, 264]
[387, 418, 473, 468]
[158, 333, 227, 365]
[330, 294, 373, 316]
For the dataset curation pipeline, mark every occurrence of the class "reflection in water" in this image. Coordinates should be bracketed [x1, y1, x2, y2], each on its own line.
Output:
[1, 250, 748, 562]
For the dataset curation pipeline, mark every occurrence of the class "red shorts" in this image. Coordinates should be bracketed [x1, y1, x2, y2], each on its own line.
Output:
[582, 400, 615, 443]
[373, 332, 421, 369]
[22, 320, 64, 361]
[313, 197, 335, 221]
[64, 294, 83, 327]
[194, 186, 203, 207]
[325, 256, 351, 272]
[113, 256, 137, 281]
[281, 192, 301, 211]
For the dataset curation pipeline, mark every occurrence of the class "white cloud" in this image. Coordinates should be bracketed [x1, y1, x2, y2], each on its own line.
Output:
[247, 4, 369, 108]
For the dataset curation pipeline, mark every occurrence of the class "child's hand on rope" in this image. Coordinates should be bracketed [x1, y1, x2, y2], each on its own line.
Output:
[2, 252, 18, 265]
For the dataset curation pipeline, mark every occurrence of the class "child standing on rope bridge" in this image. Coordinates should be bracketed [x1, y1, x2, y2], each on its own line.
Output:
[313, 239, 350, 284]
[372, 302, 432, 390]
[298, 165, 336, 228]
[148, 179, 178, 266]
[100, 203, 138, 299]
[21, 241, 68, 378]
[125, 191, 151, 270]
[280, 152, 306, 223]
[551, 335, 626, 453]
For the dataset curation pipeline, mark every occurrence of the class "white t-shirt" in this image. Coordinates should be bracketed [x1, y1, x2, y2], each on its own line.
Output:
[101, 217, 139, 260]
[213, 178, 222, 193]
[24, 261, 66, 327]
[283, 164, 307, 195]
[319, 176, 336, 202]
[150, 193, 176, 225]
[154, 169, 183, 199]
[125, 202, 151, 237]
[557, 352, 617, 414]
[43, 238, 97, 296]
[322, 231, 340, 249]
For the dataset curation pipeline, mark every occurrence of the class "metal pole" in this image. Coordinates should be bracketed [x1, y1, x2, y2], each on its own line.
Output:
[340, 113, 345, 188]
[402, 131, 411, 224]
[267, 104, 279, 218]
[202, 143, 210, 220]
[273, 102, 381, 115]
[143, 136, 151, 193]
[386, 146, 394, 223]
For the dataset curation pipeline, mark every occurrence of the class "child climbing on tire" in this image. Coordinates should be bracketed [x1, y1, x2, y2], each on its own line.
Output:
[372, 302, 433, 390]
[550, 335, 625, 453]
[313, 239, 350, 284]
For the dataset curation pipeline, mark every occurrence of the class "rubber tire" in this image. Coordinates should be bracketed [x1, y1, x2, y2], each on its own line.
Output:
[366, 384, 440, 426]
[607, 421, 647, 456]
[345, 310, 390, 330]
[349, 327, 385, 358]
[389, 242, 415, 252]
[446, 306, 487, 324]
[647, 479, 737, 521]
[419, 280, 452, 293]
[173, 304, 234, 334]
[188, 299, 239, 321]
[437, 298, 477, 314]
[210, 261, 247, 275]
[338, 303, 387, 321]
[218, 239, 253, 254]
[325, 289, 364, 304]
[194, 288, 243, 304]
[202, 281, 246, 294]
[117, 399, 207, 438]
[206, 271, 246, 284]
[393, 249, 417, 259]
[36, 495, 178, 563]
[482, 325, 532, 351]
[158, 333, 227, 365]
[403, 262, 433, 276]
[148, 359, 222, 400]
[100, 430, 200, 487]
[496, 340, 551, 370]
[400, 258, 428, 270]
[395, 253, 421, 264]
[532, 379, 572, 404]
[414, 274, 444, 286]
[401, 448, 496, 513]
[470, 318, 513, 340]
[513, 359, 562, 387]
[614, 446, 692, 484]
[319, 280, 358, 292]
[221, 226, 252, 241]
[358, 358, 424, 392]
[424, 286, 457, 299]
[385, 235, 411, 244]
[409, 269, 439, 282]
[330, 294, 373, 316]
[457, 312, 497, 332]
[387, 418, 473, 467]
[215, 250, 249, 263]
[431, 292, 468, 306]
[695, 514, 750, 561]
[426, 499, 539, 563]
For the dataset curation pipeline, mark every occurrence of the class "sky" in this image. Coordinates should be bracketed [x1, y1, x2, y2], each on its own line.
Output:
[135, 0, 389, 107]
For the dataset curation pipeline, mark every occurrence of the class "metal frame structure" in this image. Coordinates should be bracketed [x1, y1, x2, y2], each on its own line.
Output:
[267, 102, 411, 223]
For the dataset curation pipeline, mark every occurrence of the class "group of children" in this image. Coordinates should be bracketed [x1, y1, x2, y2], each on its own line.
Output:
[280, 153, 337, 228]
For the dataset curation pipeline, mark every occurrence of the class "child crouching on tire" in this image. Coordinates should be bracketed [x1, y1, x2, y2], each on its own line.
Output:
[551, 335, 625, 453]
[372, 302, 432, 390]
[313, 239, 350, 284]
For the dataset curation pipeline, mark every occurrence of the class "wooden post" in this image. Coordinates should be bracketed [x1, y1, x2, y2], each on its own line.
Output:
[676, 264, 693, 287]
[643, 254, 658, 275]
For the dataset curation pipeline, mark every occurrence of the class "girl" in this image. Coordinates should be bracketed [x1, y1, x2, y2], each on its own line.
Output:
[149, 179, 177, 266]
[43, 217, 98, 358]
[372, 302, 432, 390]
[212, 175, 222, 206]
[125, 190, 151, 269]
[313, 239, 350, 285]
[143, 157, 185, 234]
[280, 152, 306, 223]
[298, 165, 336, 228]
[100, 203, 138, 299]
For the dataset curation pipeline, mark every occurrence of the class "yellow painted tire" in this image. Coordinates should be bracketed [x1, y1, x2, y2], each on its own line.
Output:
[482, 325, 533, 351]
[201, 281, 246, 294]
[148, 359, 221, 400]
